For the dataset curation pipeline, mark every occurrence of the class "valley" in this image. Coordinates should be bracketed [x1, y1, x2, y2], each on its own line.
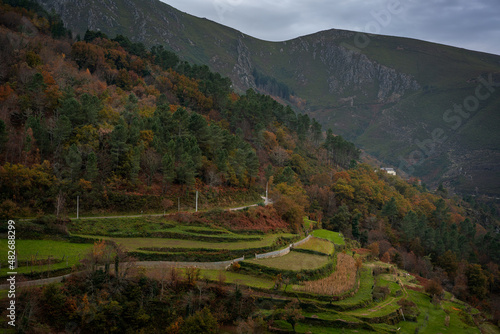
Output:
[0, 1, 498, 332]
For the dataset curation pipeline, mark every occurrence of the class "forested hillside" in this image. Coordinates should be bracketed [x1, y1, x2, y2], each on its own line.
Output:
[32, 0, 500, 197]
[0, 0, 499, 328]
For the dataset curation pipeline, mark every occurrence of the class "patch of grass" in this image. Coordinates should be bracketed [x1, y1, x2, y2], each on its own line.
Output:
[283, 321, 378, 334]
[397, 290, 481, 334]
[311, 229, 345, 245]
[294, 237, 334, 255]
[69, 216, 276, 242]
[0, 240, 92, 277]
[72, 233, 297, 252]
[332, 267, 373, 310]
[245, 251, 329, 271]
[302, 217, 316, 231]
[200, 270, 275, 289]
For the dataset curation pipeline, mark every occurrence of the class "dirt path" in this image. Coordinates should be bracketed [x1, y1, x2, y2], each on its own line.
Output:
[2, 199, 272, 290]
[358, 274, 408, 317]
[0, 273, 75, 290]
[0, 260, 239, 290]
[20, 198, 269, 221]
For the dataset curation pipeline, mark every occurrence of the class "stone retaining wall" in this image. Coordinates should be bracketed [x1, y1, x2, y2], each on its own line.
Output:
[254, 235, 313, 259]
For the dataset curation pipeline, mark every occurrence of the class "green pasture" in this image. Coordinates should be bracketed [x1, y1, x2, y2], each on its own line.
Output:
[302, 217, 317, 231]
[68, 216, 264, 240]
[397, 289, 481, 334]
[311, 229, 345, 245]
[74, 232, 297, 252]
[285, 321, 378, 334]
[0, 240, 92, 277]
[332, 267, 374, 310]
[294, 237, 334, 255]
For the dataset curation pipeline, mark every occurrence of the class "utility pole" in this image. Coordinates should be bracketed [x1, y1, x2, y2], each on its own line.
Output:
[77, 195, 79, 219]
[195, 190, 198, 212]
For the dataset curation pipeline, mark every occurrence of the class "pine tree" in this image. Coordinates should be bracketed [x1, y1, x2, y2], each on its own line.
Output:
[65, 144, 82, 180]
[162, 152, 175, 191]
[110, 118, 129, 168]
[381, 197, 398, 226]
[402, 211, 418, 241]
[176, 152, 196, 187]
[86, 151, 98, 182]
[80, 93, 101, 125]
[0, 119, 7, 153]
[53, 115, 72, 151]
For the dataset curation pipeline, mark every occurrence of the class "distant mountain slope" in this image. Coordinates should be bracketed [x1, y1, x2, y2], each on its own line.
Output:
[36, 0, 500, 196]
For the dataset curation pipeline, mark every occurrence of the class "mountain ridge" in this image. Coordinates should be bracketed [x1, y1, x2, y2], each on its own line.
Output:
[35, 0, 500, 196]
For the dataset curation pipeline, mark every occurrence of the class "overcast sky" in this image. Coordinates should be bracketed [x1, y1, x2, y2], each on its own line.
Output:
[160, 0, 500, 55]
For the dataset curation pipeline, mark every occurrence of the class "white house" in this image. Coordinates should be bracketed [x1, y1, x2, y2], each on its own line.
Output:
[381, 167, 396, 175]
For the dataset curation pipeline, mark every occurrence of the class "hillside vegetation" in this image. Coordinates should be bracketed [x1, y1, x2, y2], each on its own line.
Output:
[32, 0, 500, 196]
[0, 2, 499, 333]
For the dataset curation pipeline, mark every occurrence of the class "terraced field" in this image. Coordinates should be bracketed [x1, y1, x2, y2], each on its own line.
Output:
[311, 229, 345, 245]
[74, 233, 296, 252]
[245, 251, 330, 271]
[294, 236, 334, 255]
[2, 215, 486, 333]
[0, 240, 92, 277]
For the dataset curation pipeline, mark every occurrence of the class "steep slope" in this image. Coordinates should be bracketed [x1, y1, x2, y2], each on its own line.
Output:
[36, 0, 500, 195]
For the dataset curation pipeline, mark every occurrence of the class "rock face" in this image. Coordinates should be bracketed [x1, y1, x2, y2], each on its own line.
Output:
[36, 0, 185, 48]
[35, 0, 500, 196]
[232, 35, 256, 90]
[302, 37, 420, 101]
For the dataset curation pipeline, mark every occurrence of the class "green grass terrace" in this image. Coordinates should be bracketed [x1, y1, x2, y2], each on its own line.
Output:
[311, 229, 345, 245]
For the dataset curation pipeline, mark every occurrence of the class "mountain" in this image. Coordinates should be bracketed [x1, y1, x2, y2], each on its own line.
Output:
[36, 0, 500, 196]
[1, 3, 499, 330]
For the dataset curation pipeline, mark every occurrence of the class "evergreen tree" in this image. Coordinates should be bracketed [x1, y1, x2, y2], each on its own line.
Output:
[176, 152, 196, 187]
[381, 197, 399, 226]
[0, 119, 7, 153]
[26, 116, 51, 155]
[86, 151, 98, 182]
[110, 118, 129, 169]
[311, 119, 322, 144]
[53, 115, 72, 150]
[129, 146, 142, 183]
[351, 213, 361, 240]
[80, 93, 101, 125]
[245, 149, 259, 180]
[65, 144, 82, 180]
[162, 152, 175, 190]
[402, 211, 418, 241]
[59, 96, 82, 126]
[328, 205, 351, 234]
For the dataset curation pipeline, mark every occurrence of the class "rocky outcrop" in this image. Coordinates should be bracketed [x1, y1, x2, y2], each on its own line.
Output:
[311, 37, 420, 101]
[232, 35, 256, 91]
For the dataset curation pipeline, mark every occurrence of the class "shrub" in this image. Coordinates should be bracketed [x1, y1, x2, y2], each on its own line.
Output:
[0, 199, 19, 220]
[230, 262, 241, 272]
[424, 278, 443, 298]
[373, 285, 390, 301]
[180, 307, 218, 334]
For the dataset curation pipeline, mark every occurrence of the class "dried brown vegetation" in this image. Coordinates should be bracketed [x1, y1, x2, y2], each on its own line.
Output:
[300, 252, 357, 296]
